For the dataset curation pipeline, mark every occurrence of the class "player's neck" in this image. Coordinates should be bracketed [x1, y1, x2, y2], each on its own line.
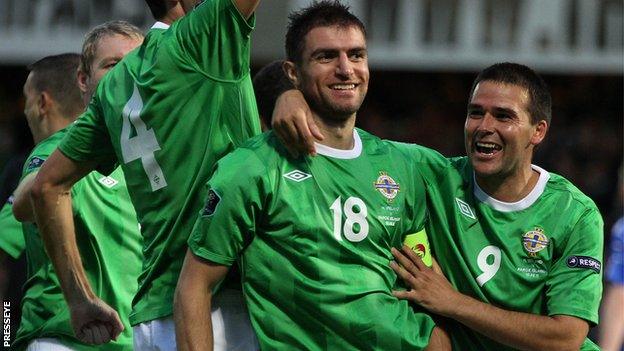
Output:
[475, 166, 540, 203]
[314, 113, 357, 150]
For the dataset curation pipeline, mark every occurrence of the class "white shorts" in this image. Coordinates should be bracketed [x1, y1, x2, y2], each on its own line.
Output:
[133, 288, 259, 351]
[26, 338, 76, 350]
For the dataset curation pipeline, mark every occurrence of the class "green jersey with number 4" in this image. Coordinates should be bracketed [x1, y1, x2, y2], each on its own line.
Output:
[406, 145, 603, 350]
[58, 0, 261, 325]
[189, 130, 435, 350]
[14, 128, 142, 351]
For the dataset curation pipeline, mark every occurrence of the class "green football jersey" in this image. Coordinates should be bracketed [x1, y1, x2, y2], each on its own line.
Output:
[58, 0, 261, 325]
[189, 129, 436, 350]
[0, 199, 25, 259]
[13, 128, 142, 351]
[407, 146, 603, 350]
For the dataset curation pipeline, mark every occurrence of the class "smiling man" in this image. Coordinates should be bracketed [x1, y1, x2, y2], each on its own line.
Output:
[174, 1, 448, 350]
[390, 63, 603, 350]
[274, 62, 603, 350]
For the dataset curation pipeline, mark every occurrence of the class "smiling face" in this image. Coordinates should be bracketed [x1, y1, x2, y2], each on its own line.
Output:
[286, 25, 369, 122]
[464, 80, 548, 181]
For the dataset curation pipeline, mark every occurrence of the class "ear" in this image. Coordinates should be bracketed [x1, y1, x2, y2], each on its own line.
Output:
[530, 120, 548, 146]
[283, 60, 299, 87]
[37, 91, 52, 117]
[77, 68, 89, 96]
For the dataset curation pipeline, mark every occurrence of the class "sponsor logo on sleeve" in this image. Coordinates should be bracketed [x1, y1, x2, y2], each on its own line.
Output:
[566, 256, 601, 273]
[26, 156, 45, 172]
[6, 195, 14, 205]
[201, 189, 221, 217]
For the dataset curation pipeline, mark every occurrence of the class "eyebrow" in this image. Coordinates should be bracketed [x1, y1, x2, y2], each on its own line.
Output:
[310, 46, 367, 57]
[467, 104, 518, 116]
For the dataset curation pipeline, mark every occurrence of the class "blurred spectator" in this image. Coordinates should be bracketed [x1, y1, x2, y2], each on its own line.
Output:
[599, 166, 624, 351]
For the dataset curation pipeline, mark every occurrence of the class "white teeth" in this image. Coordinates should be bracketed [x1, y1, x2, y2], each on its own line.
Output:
[476, 142, 498, 148]
[331, 84, 355, 90]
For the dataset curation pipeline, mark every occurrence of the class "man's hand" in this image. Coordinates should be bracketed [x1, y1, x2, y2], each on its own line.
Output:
[271, 89, 324, 158]
[70, 297, 124, 344]
[390, 245, 463, 316]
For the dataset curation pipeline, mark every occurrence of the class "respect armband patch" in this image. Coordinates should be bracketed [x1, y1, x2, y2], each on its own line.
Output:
[201, 189, 221, 217]
[566, 255, 601, 273]
[26, 156, 46, 172]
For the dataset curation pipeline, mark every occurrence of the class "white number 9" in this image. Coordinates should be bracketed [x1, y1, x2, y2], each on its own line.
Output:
[476, 245, 501, 286]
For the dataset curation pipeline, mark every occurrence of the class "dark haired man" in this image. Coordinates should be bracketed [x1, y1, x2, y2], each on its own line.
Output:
[10, 53, 143, 351]
[31, 0, 269, 350]
[276, 61, 603, 349]
[175, 1, 448, 350]
[252, 60, 294, 129]
[389, 62, 602, 350]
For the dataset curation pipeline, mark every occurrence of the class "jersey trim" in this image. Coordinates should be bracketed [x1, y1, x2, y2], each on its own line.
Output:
[314, 129, 362, 159]
[473, 164, 550, 212]
[151, 22, 170, 30]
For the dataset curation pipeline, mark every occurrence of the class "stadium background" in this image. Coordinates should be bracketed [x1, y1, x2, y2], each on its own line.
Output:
[0, 0, 621, 347]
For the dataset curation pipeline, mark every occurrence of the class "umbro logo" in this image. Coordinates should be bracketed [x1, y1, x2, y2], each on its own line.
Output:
[283, 170, 312, 182]
[98, 176, 119, 188]
[455, 198, 475, 219]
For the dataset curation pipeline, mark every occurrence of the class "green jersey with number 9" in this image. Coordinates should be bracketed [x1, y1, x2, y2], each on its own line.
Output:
[189, 129, 436, 350]
[405, 144, 603, 350]
[58, 0, 261, 325]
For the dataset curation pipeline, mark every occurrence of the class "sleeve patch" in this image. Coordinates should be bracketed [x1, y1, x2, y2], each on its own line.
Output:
[6, 195, 14, 205]
[566, 256, 601, 273]
[26, 156, 46, 172]
[201, 189, 221, 217]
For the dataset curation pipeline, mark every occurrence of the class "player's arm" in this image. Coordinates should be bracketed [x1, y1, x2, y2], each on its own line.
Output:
[12, 172, 38, 222]
[174, 250, 230, 351]
[31, 149, 123, 344]
[390, 246, 588, 351]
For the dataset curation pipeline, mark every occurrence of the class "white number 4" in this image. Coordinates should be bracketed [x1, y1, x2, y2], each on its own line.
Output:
[120, 85, 167, 191]
[476, 245, 501, 286]
[329, 196, 369, 242]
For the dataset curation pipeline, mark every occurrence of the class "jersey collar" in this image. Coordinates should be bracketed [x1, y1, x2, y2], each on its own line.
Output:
[151, 22, 170, 30]
[314, 129, 362, 159]
[473, 164, 550, 212]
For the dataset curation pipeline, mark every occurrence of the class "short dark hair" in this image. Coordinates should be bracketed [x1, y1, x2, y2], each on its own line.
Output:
[253, 61, 295, 126]
[28, 53, 84, 119]
[145, 0, 168, 20]
[285, 0, 366, 64]
[469, 62, 552, 125]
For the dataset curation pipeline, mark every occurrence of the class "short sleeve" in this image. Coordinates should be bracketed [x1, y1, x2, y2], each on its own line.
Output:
[546, 207, 604, 325]
[58, 96, 117, 175]
[0, 200, 25, 259]
[172, 0, 255, 80]
[187, 148, 266, 266]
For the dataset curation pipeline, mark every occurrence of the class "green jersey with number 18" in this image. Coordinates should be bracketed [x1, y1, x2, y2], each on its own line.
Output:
[406, 145, 603, 350]
[189, 130, 436, 350]
[58, 0, 261, 325]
